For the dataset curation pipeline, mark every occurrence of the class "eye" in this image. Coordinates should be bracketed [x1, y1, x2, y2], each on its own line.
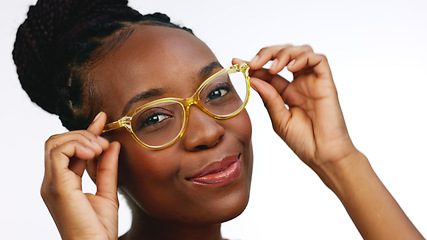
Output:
[134, 107, 176, 131]
[143, 114, 171, 127]
[206, 83, 230, 102]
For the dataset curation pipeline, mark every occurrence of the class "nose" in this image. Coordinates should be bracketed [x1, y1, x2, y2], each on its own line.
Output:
[182, 106, 225, 151]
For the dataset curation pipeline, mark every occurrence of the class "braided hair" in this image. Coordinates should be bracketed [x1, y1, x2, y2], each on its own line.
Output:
[13, 0, 193, 130]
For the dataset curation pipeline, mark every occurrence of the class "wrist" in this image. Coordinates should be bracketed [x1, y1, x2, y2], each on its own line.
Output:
[313, 150, 371, 198]
[313, 151, 424, 239]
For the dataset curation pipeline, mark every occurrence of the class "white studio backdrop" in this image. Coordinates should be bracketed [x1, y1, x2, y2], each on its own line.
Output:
[1, 0, 426, 239]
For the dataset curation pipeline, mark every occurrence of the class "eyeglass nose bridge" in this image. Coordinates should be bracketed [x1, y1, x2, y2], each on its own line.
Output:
[183, 93, 200, 109]
[181, 90, 218, 121]
[103, 63, 250, 150]
[180, 63, 251, 121]
[177, 92, 223, 144]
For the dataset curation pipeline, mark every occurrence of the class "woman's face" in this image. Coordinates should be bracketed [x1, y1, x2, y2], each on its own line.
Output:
[93, 25, 253, 224]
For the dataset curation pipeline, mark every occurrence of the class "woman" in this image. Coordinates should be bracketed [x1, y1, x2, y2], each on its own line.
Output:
[12, 0, 424, 239]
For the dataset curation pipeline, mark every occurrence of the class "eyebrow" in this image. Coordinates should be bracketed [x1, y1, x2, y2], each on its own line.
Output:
[199, 61, 222, 81]
[122, 61, 223, 116]
[122, 88, 165, 116]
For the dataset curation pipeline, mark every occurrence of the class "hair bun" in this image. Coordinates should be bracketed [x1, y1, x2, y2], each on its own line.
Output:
[13, 0, 142, 114]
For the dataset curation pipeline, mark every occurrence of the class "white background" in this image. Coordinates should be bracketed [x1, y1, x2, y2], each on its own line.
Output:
[1, 0, 426, 239]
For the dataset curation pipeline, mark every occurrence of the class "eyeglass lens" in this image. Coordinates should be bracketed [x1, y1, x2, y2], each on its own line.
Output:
[130, 70, 248, 147]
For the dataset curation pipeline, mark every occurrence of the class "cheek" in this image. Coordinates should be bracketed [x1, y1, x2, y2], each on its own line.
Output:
[230, 109, 252, 144]
[221, 109, 254, 209]
[232, 109, 253, 190]
[113, 131, 184, 216]
[112, 111, 254, 223]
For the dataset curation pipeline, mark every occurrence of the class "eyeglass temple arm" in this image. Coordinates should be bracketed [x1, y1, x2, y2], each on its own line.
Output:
[102, 63, 249, 134]
[103, 117, 131, 133]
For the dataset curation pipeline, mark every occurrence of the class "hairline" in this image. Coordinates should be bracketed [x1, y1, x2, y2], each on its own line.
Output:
[79, 20, 196, 126]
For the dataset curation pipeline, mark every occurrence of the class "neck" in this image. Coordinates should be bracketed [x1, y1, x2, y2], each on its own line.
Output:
[120, 209, 224, 240]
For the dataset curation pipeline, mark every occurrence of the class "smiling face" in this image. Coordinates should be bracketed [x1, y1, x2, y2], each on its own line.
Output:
[91, 25, 253, 225]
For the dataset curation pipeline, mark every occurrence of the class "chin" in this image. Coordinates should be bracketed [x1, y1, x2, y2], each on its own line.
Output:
[183, 189, 251, 225]
[217, 192, 250, 223]
[197, 148, 253, 224]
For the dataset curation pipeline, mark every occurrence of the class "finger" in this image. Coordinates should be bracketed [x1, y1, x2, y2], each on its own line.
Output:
[287, 52, 333, 80]
[87, 112, 107, 135]
[232, 58, 246, 65]
[232, 58, 267, 79]
[68, 158, 87, 178]
[250, 68, 291, 99]
[45, 132, 105, 177]
[48, 132, 106, 174]
[249, 45, 315, 74]
[233, 57, 291, 91]
[45, 131, 109, 154]
[49, 140, 101, 181]
[250, 77, 292, 133]
[96, 141, 120, 202]
[248, 44, 292, 70]
[268, 45, 314, 75]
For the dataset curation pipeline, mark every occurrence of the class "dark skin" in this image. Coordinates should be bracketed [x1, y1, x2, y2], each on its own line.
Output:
[41, 24, 253, 240]
[41, 25, 424, 240]
[91, 25, 253, 240]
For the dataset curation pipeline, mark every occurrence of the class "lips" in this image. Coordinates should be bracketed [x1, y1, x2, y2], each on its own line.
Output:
[188, 155, 241, 187]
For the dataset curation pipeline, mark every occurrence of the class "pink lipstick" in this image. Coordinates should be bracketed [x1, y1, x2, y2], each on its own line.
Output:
[189, 155, 241, 187]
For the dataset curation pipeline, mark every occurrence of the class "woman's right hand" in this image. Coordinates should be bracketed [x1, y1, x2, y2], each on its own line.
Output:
[41, 112, 120, 240]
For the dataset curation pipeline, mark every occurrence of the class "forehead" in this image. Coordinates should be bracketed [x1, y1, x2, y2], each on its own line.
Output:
[92, 25, 219, 119]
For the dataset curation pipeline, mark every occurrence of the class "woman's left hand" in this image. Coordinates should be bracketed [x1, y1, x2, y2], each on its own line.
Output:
[234, 45, 425, 240]
[233, 45, 358, 175]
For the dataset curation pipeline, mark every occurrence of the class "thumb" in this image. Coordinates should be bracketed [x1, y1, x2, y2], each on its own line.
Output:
[87, 112, 107, 135]
[251, 77, 291, 133]
[96, 141, 120, 202]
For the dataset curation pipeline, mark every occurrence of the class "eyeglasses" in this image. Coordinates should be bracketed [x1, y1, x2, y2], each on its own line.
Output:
[103, 63, 250, 150]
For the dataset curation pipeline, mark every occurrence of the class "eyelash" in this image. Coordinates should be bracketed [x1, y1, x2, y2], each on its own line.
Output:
[142, 113, 171, 127]
[206, 82, 231, 102]
[136, 107, 175, 130]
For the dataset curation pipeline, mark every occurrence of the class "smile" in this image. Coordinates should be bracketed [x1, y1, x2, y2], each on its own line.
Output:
[188, 154, 241, 187]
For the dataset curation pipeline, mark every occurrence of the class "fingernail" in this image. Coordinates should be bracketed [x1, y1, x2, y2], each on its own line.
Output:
[97, 135, 108, 143]
[288, 59, 296, 67]
[95, 136, 110, 147]
[250, 79, 259, 92]
[93, 112, 103, 123]
[250, 83, 259, 93]
[271, 59, 279, 69]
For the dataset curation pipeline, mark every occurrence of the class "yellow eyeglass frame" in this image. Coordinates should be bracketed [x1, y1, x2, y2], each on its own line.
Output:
[103, 63, 250, 150]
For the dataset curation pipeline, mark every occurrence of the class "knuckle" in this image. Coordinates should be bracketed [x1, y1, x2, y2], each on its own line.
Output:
[49, 146, 61, 158]
[40, 181, 59, 202]
[279, 44, 292, 49]
[257, 46, 270, 55]
[74, 132, 85, 142]
[317, 53, 328, 61]
[76, 132, 92, 145]
[276, 48, 291, 59]
[301, 44, 314, 52]
[40, 184, 49, 201]
[45, 135, 59, 150]
[47, 134, 59, 141]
